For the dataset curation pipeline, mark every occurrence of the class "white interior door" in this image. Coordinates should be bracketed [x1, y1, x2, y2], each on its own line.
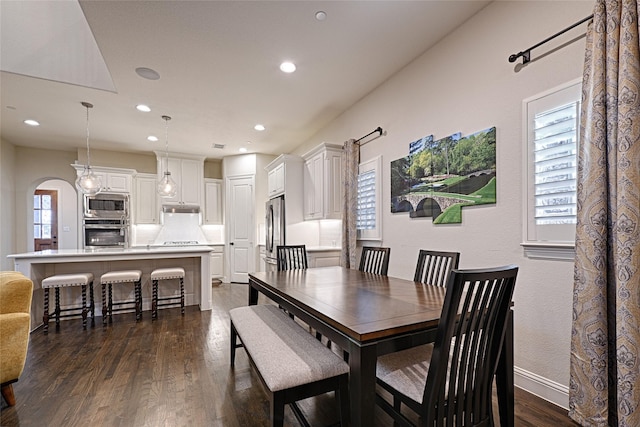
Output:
[226, 175, 254, 283]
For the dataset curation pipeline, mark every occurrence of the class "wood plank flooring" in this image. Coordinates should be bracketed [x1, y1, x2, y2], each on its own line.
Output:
[1, 283, 579, 426]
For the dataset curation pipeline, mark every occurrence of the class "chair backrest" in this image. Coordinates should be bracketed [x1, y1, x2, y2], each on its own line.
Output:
[413, 250, 460, 286]
[422, 265, 518, 426]
[358, 246, 391, 275]
[276, 245, 308, 271]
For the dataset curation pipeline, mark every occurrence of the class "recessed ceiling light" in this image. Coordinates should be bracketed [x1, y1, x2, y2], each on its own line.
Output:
[239, 147, 248, 153]
[147, 135, 159, 142]
[135, 67, 160, 80]
[254, 124, 265, 131]
[24, 119, 40, 126]
[315, 11, 327, 21]
[136, 104, 151, 112]
[280, 62, 296, 73]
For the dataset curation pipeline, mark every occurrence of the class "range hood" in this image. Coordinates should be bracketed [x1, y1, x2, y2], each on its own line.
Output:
[162, 205, 200, 214]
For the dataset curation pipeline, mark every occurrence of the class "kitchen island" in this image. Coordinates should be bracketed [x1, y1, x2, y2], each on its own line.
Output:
[8, 246, 214, 329]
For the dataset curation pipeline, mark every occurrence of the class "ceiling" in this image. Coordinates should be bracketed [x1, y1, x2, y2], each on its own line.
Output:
[0, 1, 490, 160]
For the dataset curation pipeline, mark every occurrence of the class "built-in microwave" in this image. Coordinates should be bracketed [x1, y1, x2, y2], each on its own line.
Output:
[84, 193, 129, 219]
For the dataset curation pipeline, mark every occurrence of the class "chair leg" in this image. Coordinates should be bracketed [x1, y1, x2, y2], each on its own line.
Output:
[337, 375, 350, 427]
[152, 279, 158, 320]
[54, 288, 61, 328]
[180, 277, 185, 315]
[135, 280, 142, 321]
[81, 284, 88, 329]
[43, 288, 50, 334]
[1, 383, 16, 407]
[102, 284, 108, 326]
[108, 284, 113, 324]
[89, 281, 95, 326]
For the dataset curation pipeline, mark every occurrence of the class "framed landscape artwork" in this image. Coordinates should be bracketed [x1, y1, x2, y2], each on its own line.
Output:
[390, 126, 496, 224]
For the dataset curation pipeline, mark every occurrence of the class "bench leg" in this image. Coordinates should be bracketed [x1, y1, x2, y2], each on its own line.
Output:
[54, 288, 61, 328]
[135, 280, 142, 321]
[102, 284, 108, 326]
[180, 277, 185, 315]
[89, 281, 95, 326]
[337, 375, 350, 426]
[230, 321, 237, 367]
[152, 279, 158, 320]
[271, 391, 285, 427]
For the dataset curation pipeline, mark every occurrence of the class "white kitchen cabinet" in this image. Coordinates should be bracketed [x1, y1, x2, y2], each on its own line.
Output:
[204, 179, 223, 224]
[133, 173, 159, 224]
[302, 143, 343, 220]
[267, 163, 285, 198]
[210, 246, 224, 279]
[156, 153, 205, 206]
[307, 249, 341, 268]
[72, 165, 134, 193]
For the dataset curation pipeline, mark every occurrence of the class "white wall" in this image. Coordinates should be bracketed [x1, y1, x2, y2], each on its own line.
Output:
[1, 139, 17, 270]
[292, 1, 595, 407]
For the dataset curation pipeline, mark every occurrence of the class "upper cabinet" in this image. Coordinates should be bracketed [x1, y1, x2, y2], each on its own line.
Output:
[204, 178, 223, 225]
[266, 154, 303, 199]
[133, 173, 159, 224]
[265, 154, 304, 224]
[72, 165, 134, 193]
[155, 153, 205, 206]
[302, 143, 343, 220]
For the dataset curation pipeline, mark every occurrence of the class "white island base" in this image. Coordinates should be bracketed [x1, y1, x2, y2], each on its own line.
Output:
[8, 246, 213, 330]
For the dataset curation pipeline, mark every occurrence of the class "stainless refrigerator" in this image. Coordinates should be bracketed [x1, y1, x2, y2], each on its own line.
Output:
[265, 195, 285, 270]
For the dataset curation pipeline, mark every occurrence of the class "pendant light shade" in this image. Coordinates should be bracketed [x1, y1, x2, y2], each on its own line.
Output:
[158, 115, 177, 198]
[75, 102, 102, 195]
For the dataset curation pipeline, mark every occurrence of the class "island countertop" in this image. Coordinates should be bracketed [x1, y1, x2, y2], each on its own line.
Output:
[8, 245, 215, 260]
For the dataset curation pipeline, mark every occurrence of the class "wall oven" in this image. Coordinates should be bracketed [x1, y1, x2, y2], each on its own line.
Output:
[83, 218, 128, 248]
[84, 193, 129, 218]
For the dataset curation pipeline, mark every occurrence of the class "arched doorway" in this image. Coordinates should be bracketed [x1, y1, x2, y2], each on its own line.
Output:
[31, 179, 78, 251]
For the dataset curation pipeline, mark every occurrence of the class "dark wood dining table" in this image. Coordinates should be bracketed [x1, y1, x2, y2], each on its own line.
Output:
[248, 266, 514, 427]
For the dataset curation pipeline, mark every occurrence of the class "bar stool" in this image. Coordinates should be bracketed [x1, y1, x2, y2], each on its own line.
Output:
[100, 270, 142, 325]
[41, 273, 94, 334]
[150, 267, 185, 319]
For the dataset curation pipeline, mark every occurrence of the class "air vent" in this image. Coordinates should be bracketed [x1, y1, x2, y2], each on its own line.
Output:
[212, 143, 225, 149]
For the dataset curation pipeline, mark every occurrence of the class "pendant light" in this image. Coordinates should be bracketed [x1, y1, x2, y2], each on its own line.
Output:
[75, 102, 103, 195]
[157, 115, 177, 198]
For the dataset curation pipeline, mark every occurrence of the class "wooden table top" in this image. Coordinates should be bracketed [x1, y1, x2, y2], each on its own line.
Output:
[249, 266, 447, 343]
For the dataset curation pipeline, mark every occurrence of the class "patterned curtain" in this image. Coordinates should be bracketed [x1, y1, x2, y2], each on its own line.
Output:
[341, 139, 359, 268]
[569, 1, 640, 426]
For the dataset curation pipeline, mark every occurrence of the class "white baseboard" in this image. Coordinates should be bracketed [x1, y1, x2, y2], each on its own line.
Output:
[514, 366, 570, 410]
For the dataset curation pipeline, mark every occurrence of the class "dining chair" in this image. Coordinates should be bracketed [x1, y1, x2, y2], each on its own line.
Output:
[359, 246, 391, 275]
[276, 245, 308, 271]
[376, 264, 519, 427]
[413, 249, 460, 286]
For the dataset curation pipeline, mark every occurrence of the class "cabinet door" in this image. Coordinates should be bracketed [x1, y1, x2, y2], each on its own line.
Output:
[180, 159, 202, 205]
[325, 151, 343, 219]
[210, 251, 224, 278]
[303, 154, 323, 220]
[204, 180, 223, 224]
[134, 175, 158, 224]
[106, 173, 131, 193]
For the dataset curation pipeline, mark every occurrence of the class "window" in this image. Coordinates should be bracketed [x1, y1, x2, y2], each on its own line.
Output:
[34, 193, 53, 239]
[522, 78, 581, 259]
[357, 155, 382, 240]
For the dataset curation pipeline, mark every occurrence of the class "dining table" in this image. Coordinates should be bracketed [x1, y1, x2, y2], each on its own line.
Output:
[248, 266, 514, 427]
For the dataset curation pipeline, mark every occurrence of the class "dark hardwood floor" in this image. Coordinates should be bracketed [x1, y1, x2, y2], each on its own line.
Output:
[1, 283, 579, 426]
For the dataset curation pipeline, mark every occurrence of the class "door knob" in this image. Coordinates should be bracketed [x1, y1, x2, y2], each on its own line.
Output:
[229, 242, 234, 245]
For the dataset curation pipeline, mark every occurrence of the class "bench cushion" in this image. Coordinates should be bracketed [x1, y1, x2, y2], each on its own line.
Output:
[230, 304, 349, 392]
[42, 273, 93, 288]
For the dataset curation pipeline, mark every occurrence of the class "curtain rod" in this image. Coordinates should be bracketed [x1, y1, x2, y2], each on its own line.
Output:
[508, 14, 593, 65]
[354, 126, 383, 146]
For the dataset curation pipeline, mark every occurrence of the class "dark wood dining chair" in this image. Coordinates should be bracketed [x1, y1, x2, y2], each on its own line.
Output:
[376, 264, 519, 427]
[413, 249, 460, 286]
[359, 246, 391, 275]
[276, 245, 308, 271]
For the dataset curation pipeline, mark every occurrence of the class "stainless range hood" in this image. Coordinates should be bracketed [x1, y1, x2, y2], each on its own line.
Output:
[162, 205, 200, 214]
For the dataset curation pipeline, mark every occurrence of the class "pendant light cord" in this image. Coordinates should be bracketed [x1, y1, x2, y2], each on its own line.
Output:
[81, 102, 93, 168]
[162, 115, 171, 172]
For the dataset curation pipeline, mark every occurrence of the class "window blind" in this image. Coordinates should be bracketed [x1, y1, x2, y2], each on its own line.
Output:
[357, 169, 376, 230]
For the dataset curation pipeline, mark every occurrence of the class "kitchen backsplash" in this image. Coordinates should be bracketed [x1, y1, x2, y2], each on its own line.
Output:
[131, 213, 224, 246]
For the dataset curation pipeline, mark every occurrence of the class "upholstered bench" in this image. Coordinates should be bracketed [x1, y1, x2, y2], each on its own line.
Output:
[229, 304, 349, 427]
